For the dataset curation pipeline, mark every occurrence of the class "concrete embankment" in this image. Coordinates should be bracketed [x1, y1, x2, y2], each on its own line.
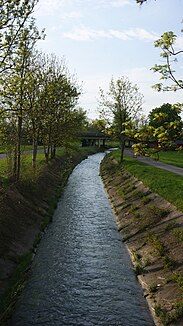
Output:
[100, 154, 183, 326]
[0, 148, 99, 324]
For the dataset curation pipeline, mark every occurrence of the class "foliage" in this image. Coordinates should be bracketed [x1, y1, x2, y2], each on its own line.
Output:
[151, 31, 183, 92]
[98, 76, 143, 162]
[155, 301, 183, 325]
[149, 103, 182, 130]
[0, 0, 40, 73]
[0, 19, 44, 180]
[125, 103, 183, 158]
[0, 2, 86, 182]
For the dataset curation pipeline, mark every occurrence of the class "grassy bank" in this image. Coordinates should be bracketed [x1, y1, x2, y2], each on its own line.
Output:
[100, 154, 183, 325]
[154, 150, 183, 169]
[112, 149, 183, 212]
[0, 146, 100, 325]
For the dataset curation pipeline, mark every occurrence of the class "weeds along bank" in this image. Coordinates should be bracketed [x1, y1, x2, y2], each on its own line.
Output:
[0, 147, 100, 324]
[100, 154, 183, 326]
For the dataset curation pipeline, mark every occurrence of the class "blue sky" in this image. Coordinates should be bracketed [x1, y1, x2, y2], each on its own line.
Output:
[34, 0, 183, 119]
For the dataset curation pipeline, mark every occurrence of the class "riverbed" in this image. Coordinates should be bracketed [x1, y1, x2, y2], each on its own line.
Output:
[11, 153, 154, 326]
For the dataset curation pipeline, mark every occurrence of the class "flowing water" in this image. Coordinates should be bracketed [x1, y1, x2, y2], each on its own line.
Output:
[11, 153, 154, 326]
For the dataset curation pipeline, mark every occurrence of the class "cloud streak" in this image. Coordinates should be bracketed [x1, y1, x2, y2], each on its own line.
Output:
[36, 0, 133, 16]
[63, 26, 159, 42]
[111, 0, 134, 7]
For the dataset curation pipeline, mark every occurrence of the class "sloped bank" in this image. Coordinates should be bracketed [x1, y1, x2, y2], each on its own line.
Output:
[100, 154, 183, 326]
[0, 148, 100, 325]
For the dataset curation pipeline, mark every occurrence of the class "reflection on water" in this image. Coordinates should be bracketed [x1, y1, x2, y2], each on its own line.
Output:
[12, 153, 154, 326]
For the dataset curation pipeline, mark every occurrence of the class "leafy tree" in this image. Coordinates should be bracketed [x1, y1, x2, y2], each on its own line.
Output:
[151, 32, 183, 92]
[0, 0, 39, 73]
[87, 119, 106, 131]
[21, 51, 45, 169]
[0, 22, 43, 180]
[135, 1, 183, 92]
[98, 76, 143, 162]
[36, 54, 81, 162]
[149, 103, 182, 135]
[125, 103, 183, 159]
[61, 107, 88, 152]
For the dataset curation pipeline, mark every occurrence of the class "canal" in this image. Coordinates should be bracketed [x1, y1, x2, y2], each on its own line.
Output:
[11, 153, 154, 326]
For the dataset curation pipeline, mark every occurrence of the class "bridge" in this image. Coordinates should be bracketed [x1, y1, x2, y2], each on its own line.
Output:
[80, 131, 110, 147]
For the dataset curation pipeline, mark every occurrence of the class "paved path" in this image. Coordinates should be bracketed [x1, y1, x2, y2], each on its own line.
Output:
[1, 148, 183, 177]
[125, 148, 183, 177]
[0, 149, 44, 160]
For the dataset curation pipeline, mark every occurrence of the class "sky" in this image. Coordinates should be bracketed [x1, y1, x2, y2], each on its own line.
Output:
[33, 0, 183, 120]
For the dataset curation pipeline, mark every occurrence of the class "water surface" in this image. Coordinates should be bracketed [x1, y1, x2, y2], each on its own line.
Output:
[12, 153, 154, 326]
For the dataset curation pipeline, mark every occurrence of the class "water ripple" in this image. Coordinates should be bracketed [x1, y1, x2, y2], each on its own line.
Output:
[12, 153, 154, 326]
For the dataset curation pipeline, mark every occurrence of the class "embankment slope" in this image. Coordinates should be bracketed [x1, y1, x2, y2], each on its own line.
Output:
[100, 155, 183, 326]
[0, 149, 98, 324]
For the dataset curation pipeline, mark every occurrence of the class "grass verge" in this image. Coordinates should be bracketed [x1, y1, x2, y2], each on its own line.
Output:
[156, 150, 183, 168]
[112, 149, 183, 212]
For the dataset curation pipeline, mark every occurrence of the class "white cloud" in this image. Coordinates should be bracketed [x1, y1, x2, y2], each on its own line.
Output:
[35, 0, 65, 15]
[60, 11, 83, 20]
[109, 30, 130, 40]
[63, 26, 112, 41]
[35, 0, 133, 16]
[35, 0, 81, 17]
[110, 28, 158, 41]
[63, 26, 159, 42]
[110, 0, 134, 7]
[175, 36, 183, 51]
[124, 28, 158, 41]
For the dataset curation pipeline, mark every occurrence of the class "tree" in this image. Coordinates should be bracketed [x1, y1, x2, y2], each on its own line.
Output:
[36, 54, 81, 163]
[0, 21, 43, 180]
[135, 1, 183, 92]
[0, 0, 39, 73]
[149, 103, 182, 134]
[151, 32, 183, 92]
[98, 76, 143, 162]
[125, 103, 183, 159]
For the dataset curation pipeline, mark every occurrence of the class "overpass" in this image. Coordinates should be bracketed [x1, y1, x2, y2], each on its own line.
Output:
[79, 131, 110, 147]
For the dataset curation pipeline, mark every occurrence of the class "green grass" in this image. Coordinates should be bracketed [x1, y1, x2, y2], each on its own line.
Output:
[156, 150, 183, 168]
[0, 145, 44, 154]
[0, 145, 100, 183]
[105, 140, 119, 148]
[0, 148, 65, 183]
[111, 149, 183, 212]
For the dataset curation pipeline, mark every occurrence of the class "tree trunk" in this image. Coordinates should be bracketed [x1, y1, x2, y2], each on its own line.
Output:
[32, 137, 38, 169]
[13, 145, 17, 180]
[51, 144, 56, 159]
[32, 121, 38, 169]
[16, 115, 22, 181]
[119, 136, 125, 163]
[44, 144, 50, 163]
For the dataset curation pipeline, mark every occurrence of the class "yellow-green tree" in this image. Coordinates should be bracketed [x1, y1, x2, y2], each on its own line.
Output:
[98, 76, 143, 162]
[125, 103, 183, 159]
